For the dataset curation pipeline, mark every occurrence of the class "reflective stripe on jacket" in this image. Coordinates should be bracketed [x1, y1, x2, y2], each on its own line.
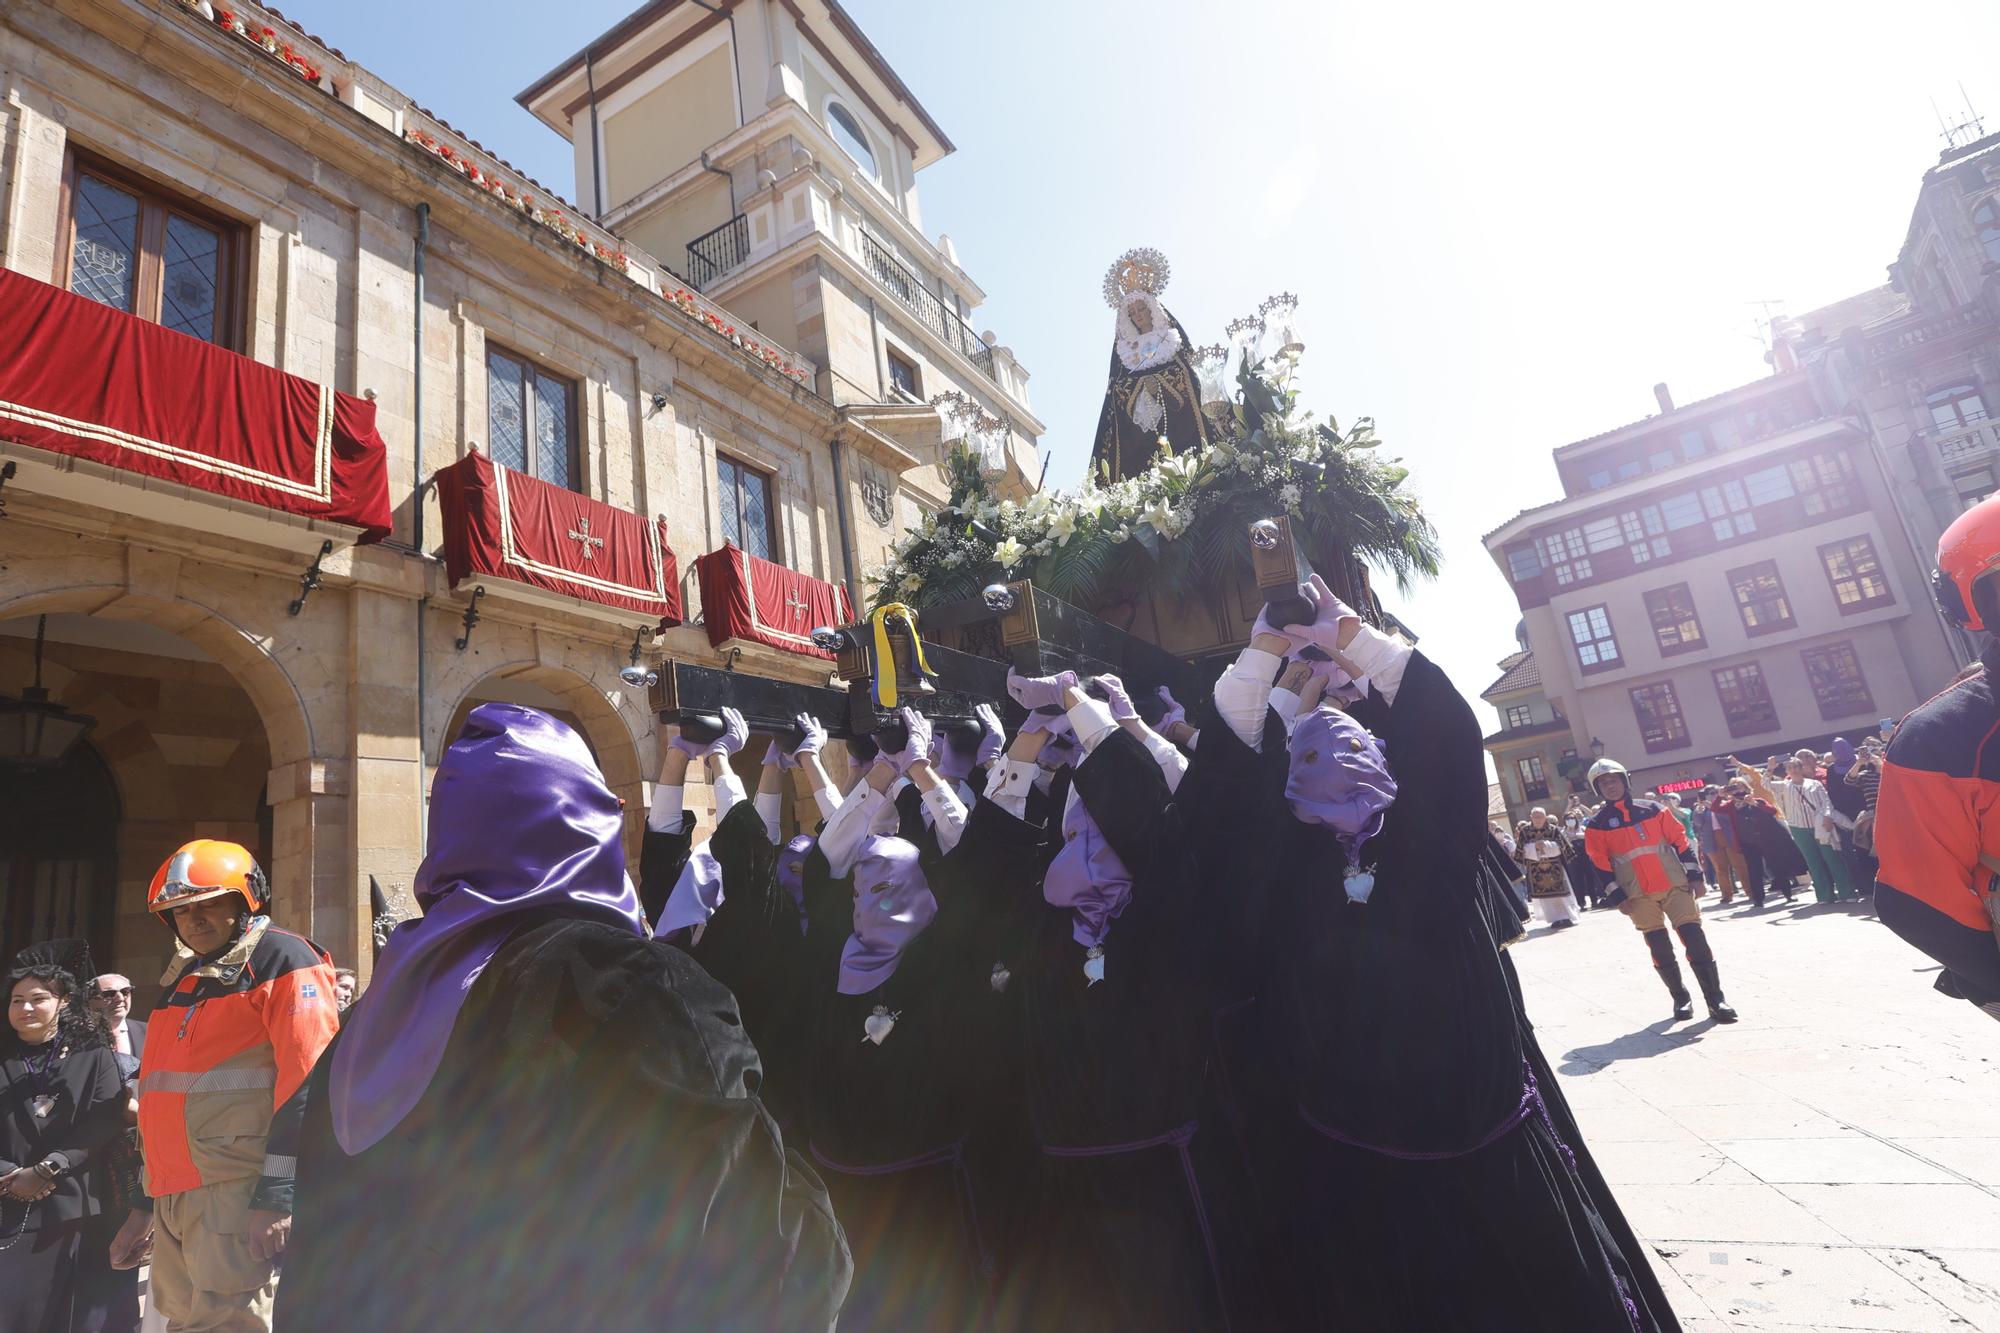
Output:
[136, 917, 338, 1207]
[1583, 798, 1689, 898]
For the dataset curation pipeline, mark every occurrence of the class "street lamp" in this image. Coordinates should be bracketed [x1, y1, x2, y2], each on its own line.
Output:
[1590, 736, 1605, 759]
[0, 615, 95, 768]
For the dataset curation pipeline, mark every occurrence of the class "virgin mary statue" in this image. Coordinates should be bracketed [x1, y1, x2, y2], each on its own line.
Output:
[1089, 248, 1212, 482]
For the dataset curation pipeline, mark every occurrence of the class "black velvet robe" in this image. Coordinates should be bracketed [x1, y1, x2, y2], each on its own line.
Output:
[1230, 653, 1678, 1330]
[781, 802, 996, 1333]
[980, 729, 1252, 1332]
[273, 920, 850, 1333]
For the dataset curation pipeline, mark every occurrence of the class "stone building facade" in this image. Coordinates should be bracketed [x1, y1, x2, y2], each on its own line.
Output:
[0, 0, 1039, 983]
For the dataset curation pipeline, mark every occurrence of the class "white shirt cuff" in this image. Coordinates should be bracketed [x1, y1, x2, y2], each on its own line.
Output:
[1333, 624, 1411, 705]
[711, 769, 747, 821]
[989, 756, 1038, 819]
[753, 791, 783, 845]
[812, 787, 839, 822]
[648, 784, 686, 833]
[920, 782, 968, 854]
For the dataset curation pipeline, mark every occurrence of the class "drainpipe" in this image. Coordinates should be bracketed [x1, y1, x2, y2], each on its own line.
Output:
[413, 201, 431, 843]
[585, 51, 605, 220]
[700, 150, 737, 218]
[828, 434, 862, 609]
[866, 298, 886, 396]
[689, 0, 747, 128]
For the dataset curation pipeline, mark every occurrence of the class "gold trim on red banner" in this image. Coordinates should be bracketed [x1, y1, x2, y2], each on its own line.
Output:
[490, 462, 676, 605]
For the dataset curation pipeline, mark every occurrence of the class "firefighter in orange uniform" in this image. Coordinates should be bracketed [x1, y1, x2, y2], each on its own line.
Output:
[1584, 759, 1740, 1025]
[106, 840, 339, 1331]
[1875, 494, 2000, 1018]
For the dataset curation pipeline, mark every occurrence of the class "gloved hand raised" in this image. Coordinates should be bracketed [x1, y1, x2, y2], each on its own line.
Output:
[791, 712, 827, 758]
[882, 707, 934, 777]
[1156, 686, 1186, 731]
[668, 706, 749, 762]
[1089, 674, 1139, 723]
[1006, 668, 1078, 712]
[1280, 574, 1360, 658]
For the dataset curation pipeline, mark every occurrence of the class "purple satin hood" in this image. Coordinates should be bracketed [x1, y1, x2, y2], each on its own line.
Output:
[330, 704, 644, 1154]
[837, 835, 936, 995]
[1043, 793, 1131, 950]
[1285, 704, 1397, 858]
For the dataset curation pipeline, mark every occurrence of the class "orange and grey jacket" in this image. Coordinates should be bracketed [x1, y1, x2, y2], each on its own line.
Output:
[1583, 797, 1690, 904]
[1874, 649, 2000, 1014]
[135, 915, 339, 1212]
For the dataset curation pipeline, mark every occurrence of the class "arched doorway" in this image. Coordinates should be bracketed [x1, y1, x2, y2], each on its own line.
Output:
[0, 741, 120, 968]
[0, 613, 278, 981]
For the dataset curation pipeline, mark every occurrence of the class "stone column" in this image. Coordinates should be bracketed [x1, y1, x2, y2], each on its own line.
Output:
[344, 583, 425, 980]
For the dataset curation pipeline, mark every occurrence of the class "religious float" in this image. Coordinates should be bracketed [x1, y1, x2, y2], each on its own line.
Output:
[651, 248, 1440, 748]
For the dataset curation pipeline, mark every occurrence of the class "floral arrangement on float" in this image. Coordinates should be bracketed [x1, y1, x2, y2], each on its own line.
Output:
[182, 1, 328, 87]
[868, 297, 1439, 613]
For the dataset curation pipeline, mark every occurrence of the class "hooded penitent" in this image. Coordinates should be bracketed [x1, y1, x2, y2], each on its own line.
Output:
[1043, 794, 1133, 951]
[837, 836, 937, 995]
[1284, 704, 1398, 857]
[329, 704, 645, 1154]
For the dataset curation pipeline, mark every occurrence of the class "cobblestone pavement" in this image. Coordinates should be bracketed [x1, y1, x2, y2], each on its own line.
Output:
[1512, 888, 2000, 1331]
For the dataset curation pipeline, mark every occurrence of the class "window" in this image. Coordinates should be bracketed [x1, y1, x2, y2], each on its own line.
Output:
[1928, 383, 1990, 432]
[1648, 450, 1676, 472]
[1583, 516, 1624, 554]
[1516, 756, 1550, 801]
[1644, 583, 1706, 655]
[1617, 460, 1642, 480]
[1679, 429, 1708, 460]
[1712, 661, 1780, 738]
[486, 347, 577, 489]
[60, 153, 244, 346]
[1659, 492, 1706, 531]
[885, 346, 921, 399]
[1537, 527, 1591, 585]
[1974, 198, 2000, 265]
[1729, 561, 1795, 635]
[1710, 418, 1740, 451]
[1587, 470, 1612, 491]
[716, 454, 777, 561]
[1567, 605, 1620, 673]
[1504, 703, 1534, 730]
[826, 101, 879, 180]
[1505, 545, 1542, 582]
[1819, 536, 1893, 612]
[1629, 681, 1691, 753]
[1802, 642, 1874, 720]
[1788, 451, 1857, 516]
[1622, 506, 1669, 562]
[1744, 464, 1796, 506]
[1702, 481, 1755, 541]
[1955, 468, 1999, 508]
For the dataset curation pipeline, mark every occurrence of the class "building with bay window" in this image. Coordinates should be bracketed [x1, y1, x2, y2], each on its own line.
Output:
[0, 0, 1039, 981]
[1481, 129, 2000, 806]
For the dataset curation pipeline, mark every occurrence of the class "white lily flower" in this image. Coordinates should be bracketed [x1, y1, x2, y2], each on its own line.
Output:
[993, 536, 1026, 569]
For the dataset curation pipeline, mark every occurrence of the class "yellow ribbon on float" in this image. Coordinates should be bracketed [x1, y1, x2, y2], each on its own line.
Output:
[868, 603, 934, 708]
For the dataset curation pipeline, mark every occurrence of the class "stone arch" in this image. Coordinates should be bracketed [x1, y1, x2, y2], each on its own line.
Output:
[430, 654, 653, 861]
[0, 585, 316, 769]
[0, 589, 324, 978]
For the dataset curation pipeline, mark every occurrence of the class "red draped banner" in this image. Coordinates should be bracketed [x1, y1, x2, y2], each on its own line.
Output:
[0, 267, 392, 540]
[436, 451, 681, 621]
[696, 542, 852, 659]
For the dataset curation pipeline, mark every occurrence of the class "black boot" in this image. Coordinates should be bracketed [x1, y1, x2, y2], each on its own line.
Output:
[1676, 922, 1740, 1023]
[1690, 960, 1739, 1023]
[1646, 928, 1693, 1021]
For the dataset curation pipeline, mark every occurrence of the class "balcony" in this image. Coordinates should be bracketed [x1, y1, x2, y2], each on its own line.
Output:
[857, 232, 994, 376]
[1931, 417, 2000, 472]
[1864, 303, 1992, 363]
[686, 209, 996, 382]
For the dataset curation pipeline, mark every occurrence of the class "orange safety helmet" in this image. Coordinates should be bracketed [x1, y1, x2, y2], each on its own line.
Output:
[1935, 493, 2000, 633]
[147, 839, 269, 923]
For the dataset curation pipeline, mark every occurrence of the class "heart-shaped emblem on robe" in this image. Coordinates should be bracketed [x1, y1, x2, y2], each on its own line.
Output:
[862, 1005, 900, 1045]
[1083, 945, 1106, 987]
[1344, 869, 1377, 904]
[990, 961, 1011, 994]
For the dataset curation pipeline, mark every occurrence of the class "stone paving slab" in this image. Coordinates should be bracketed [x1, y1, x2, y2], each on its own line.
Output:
[1510, 892, 2000, 1328]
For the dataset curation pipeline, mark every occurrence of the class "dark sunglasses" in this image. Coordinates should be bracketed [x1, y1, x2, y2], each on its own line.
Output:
[96, 987, 133, 998]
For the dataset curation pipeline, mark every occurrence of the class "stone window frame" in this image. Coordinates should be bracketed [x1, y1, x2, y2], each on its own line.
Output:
[715, 450, 780, 564]
[1628, 680, 1692, 754]
[484, 343, 581, 492]
[1516, 755, 1550, 801]
[458, 299, 610, 502]
[1711, 660, 1781, 739]
[1566, 604, 1621, 675]
[1818, 536, 1895, 615]
[1727, 560, 1795, 637]
[55, 146, 250, 350]
[1801, 642, 1874, 721]
[1503, 703, 1534, 730]
[1644, 583, 1707, 657]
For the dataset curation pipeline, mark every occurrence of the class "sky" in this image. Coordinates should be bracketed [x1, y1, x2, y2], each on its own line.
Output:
[285, 0, 2000, 733]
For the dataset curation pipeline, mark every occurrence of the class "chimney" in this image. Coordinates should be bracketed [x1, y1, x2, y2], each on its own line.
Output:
[1653, 382, 1674, 414]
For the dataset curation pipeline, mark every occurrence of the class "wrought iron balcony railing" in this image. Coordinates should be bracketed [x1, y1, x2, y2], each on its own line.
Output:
[686, 214, 751, 291]
[858, 232, 994, 376]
